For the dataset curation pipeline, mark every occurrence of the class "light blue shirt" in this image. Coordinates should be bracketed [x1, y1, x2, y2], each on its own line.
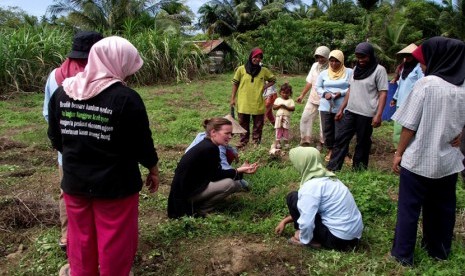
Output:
[43, 69, 62, 165]
[316, 68, 352, 113]
[393, 63, 424, 108]
[297, 177, 363, 244]
[185, 132, 236, 170]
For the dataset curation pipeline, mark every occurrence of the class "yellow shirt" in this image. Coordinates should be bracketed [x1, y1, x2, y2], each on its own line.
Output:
[232, 65, 276, 114]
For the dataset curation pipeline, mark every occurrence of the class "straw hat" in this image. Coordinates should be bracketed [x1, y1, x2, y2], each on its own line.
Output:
[397, 43, 418, 55]
[223, 114, 246, 134]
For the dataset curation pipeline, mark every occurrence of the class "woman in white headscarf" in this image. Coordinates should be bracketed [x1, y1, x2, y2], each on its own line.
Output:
[48, 36, 159, 276]
[296, 46, 330, 147]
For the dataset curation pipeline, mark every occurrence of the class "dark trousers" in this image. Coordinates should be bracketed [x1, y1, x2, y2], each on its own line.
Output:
[327, 111, 373, 171]
[286, 191, 301, 230]
[391, 168, 457, 266]
[286, 191, 359, 251]
[238, 113, 264, 145]
[320, 111, 340, 150]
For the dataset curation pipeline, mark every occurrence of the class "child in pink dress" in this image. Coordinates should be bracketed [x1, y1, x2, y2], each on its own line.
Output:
[273, 83, 295, 149]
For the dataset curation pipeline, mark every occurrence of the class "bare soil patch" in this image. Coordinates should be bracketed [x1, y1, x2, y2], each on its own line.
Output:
[136, 236, 310, 275]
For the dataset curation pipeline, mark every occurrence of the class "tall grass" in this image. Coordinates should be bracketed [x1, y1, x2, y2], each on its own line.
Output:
[128, 29, 206, 85]
[0, 26, 208, 94]
[0, 27, 71, 94]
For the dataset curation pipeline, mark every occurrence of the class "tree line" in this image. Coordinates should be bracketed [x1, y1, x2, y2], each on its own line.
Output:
[0, 0, 463, 93]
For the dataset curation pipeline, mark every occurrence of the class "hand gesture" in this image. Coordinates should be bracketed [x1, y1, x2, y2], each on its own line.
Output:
[371, 115, 382, 128]
[237, 161, 259, 174]
[324, 93, 332, 100]
[296, 95, 304, 104]
[389, 100, 396, 107]
[450, 133, 462, 147]
[146, 166, 160, 193]
[392, 153, 402, 174]
[275, 222, 286, 235]
[335, 110, 344, 121]
[230, 98, 236, 107]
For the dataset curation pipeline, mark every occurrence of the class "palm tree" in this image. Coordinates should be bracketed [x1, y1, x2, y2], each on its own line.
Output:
[234, 0, 263, 32]
[439, 0, 465, 39]
[197, 0, 238, 36]
[47, 0, 192, 33]
[156, 0, 194, 27]
[357, 0, 379, 40]
[259, 0, 303, 21]
[290, 1, 324, 19]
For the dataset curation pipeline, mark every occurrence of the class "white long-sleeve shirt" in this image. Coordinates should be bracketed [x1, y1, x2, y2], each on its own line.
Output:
[43, 69, 62, 165]
[297, 177, 363, 244]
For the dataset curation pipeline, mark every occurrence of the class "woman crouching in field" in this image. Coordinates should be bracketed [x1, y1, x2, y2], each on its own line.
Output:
[275, 147, 363, 251]
[168, 117, 258, 218]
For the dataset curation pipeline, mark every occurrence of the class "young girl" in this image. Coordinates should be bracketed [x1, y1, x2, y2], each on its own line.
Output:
[273, 83, 295, 149]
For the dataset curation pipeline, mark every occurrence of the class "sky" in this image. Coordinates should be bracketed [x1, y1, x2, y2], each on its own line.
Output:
[1, 0, 313, 19]
[0, 0, 203, 18]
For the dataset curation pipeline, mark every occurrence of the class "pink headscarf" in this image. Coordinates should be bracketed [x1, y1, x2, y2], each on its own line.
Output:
[63, 36, 143, 101]
[55, 58, 88, 85]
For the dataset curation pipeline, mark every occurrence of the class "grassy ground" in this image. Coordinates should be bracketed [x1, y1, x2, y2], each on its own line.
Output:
[0, 73, 464, 275]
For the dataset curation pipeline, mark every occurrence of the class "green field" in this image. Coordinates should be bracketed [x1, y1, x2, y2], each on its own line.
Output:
[1, 73, 464, 275]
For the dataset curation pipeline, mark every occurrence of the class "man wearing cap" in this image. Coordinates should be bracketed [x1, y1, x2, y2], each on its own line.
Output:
[43, 31, 103, 251]
[389, 43, 424, 146]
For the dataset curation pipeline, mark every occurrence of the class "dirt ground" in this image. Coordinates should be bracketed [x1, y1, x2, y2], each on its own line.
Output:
[1, 134, 463, 275]
[0, 132, 391, 271]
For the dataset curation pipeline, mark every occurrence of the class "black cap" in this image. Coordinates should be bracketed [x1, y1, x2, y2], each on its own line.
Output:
[68, 31, 104, 59]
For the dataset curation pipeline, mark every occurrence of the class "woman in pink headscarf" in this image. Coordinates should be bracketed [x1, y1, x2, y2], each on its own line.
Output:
[48, 36, 159, 276]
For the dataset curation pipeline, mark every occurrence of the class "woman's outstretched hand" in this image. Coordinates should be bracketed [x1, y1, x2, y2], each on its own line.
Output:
[237, 161, 259, 174]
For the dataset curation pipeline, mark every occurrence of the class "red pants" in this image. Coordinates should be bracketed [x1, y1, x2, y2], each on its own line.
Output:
[64, 193, 139, 276]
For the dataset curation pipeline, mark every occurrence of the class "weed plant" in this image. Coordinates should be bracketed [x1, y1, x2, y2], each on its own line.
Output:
[1, 74, 464, 275]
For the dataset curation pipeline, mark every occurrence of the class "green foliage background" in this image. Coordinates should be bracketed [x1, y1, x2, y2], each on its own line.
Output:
[1, 0, 465, 94]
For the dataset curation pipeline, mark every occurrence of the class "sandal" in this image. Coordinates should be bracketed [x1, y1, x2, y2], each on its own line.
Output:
[58, 239, 67, 252]
[59, 264, 70, 276]
[287, 237, 304, 246]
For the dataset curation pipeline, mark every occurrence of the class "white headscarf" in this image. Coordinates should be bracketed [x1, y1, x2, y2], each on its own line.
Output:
[63, 36, 143, 101]
[314, 46, 330, 73]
